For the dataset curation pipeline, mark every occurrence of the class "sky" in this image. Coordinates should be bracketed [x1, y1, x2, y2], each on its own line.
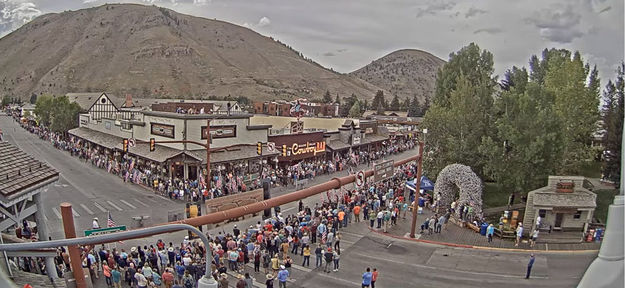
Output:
[1, 0, 623, 84]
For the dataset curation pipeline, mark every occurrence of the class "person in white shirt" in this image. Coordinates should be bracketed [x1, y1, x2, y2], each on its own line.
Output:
[92, 218, 100, 229]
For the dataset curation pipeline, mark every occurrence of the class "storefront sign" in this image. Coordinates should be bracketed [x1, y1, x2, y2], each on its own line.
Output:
[374, 159, 394, 182]
[202, 125, 236, 139]
[291, 141, 326, 156]
[351, 135, 361, 145]
[151, 123, 175, 138]
[84, 226, 126, 236]
[79, 114, 90, 127]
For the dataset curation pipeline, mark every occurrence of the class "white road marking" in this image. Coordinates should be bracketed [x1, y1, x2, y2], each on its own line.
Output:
[43, 214, 48, 222]
[353, 252, 549, 279]
[80, 204, 94, 215]
[52, 208, 62, 219]
[107, 201, 123, 211]
[120, 200, 136, 209]
[133, 199, 150, 207]
[142, 197, 159, 204]
[93, 202, 107, 213]
[72, 209, 80, 217]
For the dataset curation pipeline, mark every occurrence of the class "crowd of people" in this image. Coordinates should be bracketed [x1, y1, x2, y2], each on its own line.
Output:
[12, 114, 417, 205]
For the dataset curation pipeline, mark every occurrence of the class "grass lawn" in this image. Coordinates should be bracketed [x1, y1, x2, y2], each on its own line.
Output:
[594, 188, 619, 224]
[580, 160, 603, 178]
[482, 182, 510, 208]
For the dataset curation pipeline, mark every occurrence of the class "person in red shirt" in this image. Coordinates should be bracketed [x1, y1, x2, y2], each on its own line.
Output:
[162, 268, 175, 288]
[372, 268, 379, 288]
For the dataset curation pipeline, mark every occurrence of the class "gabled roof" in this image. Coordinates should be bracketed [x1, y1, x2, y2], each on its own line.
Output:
[66, 92, 125, 111]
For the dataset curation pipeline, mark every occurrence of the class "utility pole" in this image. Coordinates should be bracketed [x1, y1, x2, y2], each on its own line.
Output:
[206, 119, 211, 196]
[60, 203, 87, 288]
[409, 141, 424, 238]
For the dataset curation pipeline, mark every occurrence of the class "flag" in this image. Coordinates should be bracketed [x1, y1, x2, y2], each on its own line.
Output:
[107, 211, 116, 228]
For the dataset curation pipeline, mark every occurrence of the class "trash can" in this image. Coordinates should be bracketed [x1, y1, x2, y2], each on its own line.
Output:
[480, 223, 488, 236]
[595, 228, 603, 242]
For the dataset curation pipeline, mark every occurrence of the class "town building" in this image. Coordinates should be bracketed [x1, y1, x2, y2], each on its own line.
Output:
[253, 99, 339, 117]
[67, 92, 277, 183]
[522, 176, 597, 235]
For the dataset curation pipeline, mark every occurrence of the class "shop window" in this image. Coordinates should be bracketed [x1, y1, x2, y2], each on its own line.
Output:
[573, 211, 582, 219]
[538, 209, 546, 218]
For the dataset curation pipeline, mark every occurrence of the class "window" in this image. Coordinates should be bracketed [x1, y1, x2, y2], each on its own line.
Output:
[573, 211, 582, 219]
[538, 209, 546, 218]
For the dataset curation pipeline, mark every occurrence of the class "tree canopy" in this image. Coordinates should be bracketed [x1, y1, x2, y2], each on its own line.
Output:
[35, 95, 81, 133]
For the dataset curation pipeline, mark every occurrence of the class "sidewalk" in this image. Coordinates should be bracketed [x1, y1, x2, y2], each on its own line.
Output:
[370, 207, 601, 252]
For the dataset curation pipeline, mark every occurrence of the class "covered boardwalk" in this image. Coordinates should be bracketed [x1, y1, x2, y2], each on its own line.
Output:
[0, 141, 59, 278]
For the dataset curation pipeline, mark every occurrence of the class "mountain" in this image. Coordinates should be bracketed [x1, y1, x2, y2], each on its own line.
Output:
[0, 4, 382, 102]
[350, 49, 445, 104]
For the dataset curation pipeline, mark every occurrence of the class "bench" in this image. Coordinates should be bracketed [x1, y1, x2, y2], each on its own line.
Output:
[466, 222, 480, 233]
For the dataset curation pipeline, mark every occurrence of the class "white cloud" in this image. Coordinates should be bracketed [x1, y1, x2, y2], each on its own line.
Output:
[0, 0, 42, 37]
[82, 0, 100, 3]
[257, 16, 270, 27]
[416, 1, 456, 18]
[525, 4, 584, 43]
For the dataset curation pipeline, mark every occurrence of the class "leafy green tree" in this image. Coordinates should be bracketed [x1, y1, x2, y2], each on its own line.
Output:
[49, 96, 81, 133]
[35, 95, 54, 126]
[434, 43, 496, 108]
[348, 100, 362, 118]
[363, 99, 369, 111]
[339, 93, 358, 117]
[481, 50, 602, 193]
[389, 95, 400, 111]
[602, 62, 624, 184]
[544, 50, 600, 174]
[480, 70, 562, 193]
[423, 43, 497, 178]
[323, 90, 333, 103]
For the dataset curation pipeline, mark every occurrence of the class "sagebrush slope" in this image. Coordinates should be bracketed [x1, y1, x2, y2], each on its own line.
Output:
[350, 49, 445, 104]
[0, 4, 383, 101]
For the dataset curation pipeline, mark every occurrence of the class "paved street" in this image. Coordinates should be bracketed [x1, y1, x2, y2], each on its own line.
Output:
[0, 115, 597, 287]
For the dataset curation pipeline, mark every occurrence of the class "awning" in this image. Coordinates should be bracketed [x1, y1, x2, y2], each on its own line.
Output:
[187, 145, 279, 164]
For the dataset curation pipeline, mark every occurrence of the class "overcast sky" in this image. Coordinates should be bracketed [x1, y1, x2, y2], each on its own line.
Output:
[1, 0, 623, 84]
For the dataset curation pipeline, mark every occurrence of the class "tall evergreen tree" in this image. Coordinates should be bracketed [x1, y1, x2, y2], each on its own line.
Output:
[323, 90, 333, 103]
[602, 62, 624, 184]
[390, 95, 400, 111]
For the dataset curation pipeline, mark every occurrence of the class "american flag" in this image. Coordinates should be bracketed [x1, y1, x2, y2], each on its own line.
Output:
[107, 211, 116, 228]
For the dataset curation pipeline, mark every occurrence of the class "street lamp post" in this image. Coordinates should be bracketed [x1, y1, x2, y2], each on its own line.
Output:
[409, 141, 425, 238]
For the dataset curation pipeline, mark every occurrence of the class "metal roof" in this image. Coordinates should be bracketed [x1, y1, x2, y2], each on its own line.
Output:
[0, 142, 58, 202]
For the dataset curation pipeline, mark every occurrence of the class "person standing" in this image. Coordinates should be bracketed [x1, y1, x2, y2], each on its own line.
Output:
[111, 266, 122, 288]
[530, 229, 539, 248]
[515, 223, 524, 247]
[315, 244, 323, 268]
[302, 245, 310, 267]
[371, 268, 378, 288]
[277, 265, 289, 288]
[103, 262, 112, 287]
[486, 224, 495, 243]
[362, 267, 373, 288]
[526, 254, 535, 279]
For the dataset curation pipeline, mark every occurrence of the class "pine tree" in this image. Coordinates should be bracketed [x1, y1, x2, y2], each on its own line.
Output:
[602, 62, 624, 184]
[390, 95, 400, 111]
[323, 90, 332, 103]
[335, 94, 341, 105]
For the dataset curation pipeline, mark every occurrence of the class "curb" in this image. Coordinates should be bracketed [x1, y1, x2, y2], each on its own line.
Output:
[368, 227, 599, 254]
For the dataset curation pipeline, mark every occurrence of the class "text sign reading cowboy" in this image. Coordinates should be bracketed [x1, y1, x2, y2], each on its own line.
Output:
[84, 225, 127, 237]
[374, 160, 394, 182]
[291, 141, 326, 156]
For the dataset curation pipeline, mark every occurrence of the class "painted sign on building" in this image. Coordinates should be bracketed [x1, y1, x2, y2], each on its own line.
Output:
[151, 123, 175, 138]
[201, 125, 237, 139]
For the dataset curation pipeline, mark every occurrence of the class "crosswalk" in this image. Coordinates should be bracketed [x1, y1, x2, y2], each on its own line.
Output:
[45, 198, 167, 220]
[223, 229, 366, 287]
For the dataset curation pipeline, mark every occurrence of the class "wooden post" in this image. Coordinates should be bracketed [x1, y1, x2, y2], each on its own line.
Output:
[60, 203, 87, 288]
[409, 142, 425, 238]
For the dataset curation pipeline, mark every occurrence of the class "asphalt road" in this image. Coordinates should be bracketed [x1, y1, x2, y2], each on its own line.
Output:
[0, 115, 597, 287]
